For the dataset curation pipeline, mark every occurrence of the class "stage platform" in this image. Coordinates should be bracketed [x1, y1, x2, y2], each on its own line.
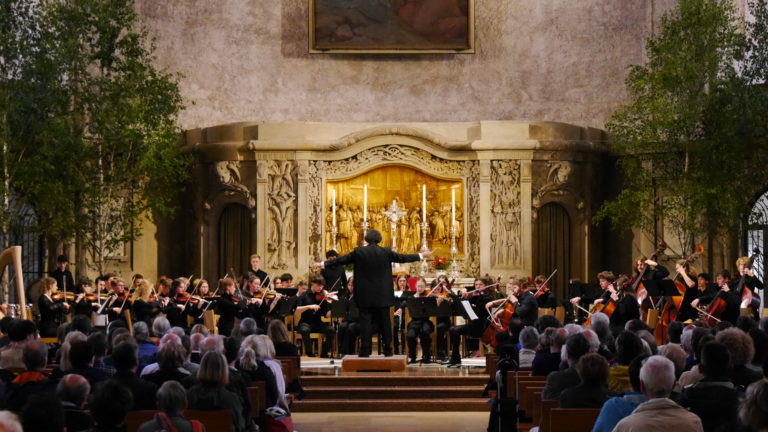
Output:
[340, 354, 407, 372]
[291, 355, 490, 414]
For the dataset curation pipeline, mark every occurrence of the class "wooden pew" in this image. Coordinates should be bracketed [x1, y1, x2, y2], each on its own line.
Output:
[485, 353, 498, 377]
[125, 410, 157, 432]
[531, 391, 543, 425]
[248, 383, 267, 419]
[519, 382, 544, 419]
[549, 408, 600, 432]
[538, 400, 559, 432]
[275, 356, 300, 385]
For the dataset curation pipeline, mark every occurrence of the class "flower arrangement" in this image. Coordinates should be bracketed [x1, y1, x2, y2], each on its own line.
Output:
[432, 255, 448, 270]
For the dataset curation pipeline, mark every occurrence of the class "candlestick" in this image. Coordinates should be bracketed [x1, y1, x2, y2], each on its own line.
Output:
[451, 188, 456, 227]
[450, 224, 459, 278]
[361, 220, 369, 246]
[419, 221, 429, 276]
[331, 189, 337, 227]
[363, 184, 368, 223]
[422, 184, 426, 223]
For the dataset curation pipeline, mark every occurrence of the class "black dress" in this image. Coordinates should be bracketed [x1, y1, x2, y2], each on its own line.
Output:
[215, 293, 247, 336]
[38, 295, 67, 337]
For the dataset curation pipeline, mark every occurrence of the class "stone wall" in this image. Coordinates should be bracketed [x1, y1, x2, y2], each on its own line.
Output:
[134, 0, 676, 131]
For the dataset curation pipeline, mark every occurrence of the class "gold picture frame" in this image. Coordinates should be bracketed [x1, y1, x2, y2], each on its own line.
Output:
[309, 0, 475, 54]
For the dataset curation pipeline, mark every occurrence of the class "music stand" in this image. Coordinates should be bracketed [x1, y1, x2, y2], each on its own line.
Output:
[406, 297, 437, 320]
[276, 296, 299, 317]
[276, 288, 298, 297]
[643, 280, 680, 297]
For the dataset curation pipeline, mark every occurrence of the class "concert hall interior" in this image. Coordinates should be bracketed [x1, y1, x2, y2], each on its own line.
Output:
[2, 0, 768, 431]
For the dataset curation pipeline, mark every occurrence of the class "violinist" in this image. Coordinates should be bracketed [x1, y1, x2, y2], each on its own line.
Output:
[295, 277, 334, 358]
[673, 259, 699, 322]
[132, 279, 163, 326]
[242, 276, 266, 325]
[187, 279, 213, 325]
[243, 254, 269, 288]
[691, 270, 739, 324]
[321, 250, 348, 298]
[446, 277, 493, 367]
[100, 277, 131, 324]
[70, 279, 99, 318]
[511, 277, 538, 326]
[392, 274, 409, 355]
[215, 278, 248, 336]
[337, 276, 362, 356]
[533, 274, 556, 309]
[38, 277, 70, 337]
[405, 278, 435, 364]
[168, 278, 192, 329]
[430, 277, 453, 360]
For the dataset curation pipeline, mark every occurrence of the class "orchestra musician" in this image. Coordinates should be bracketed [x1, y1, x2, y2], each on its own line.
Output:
[321, 250, 348, 299]
[132, 278, 164, 326]
[691, 270, 740, 324]
[591, 271, 639, 334]
[392, 274, 409, 355]
[214, 278, 247, 336]
[70, 279, 98, 318]
[533, 274, 556, 309]
[673, 259, 699, 322]
[295, 276, 335, 358]
[48, 254, 75, 297]
[446, 277, 494, 367]
[629, 255, 669, 319]
[38, 277, 70, 337]
[337, 276, 368, 356]
[430, 276, 453, 360]
[243, 254, 269, 288]
[735, 256, 764, 315]
[188, 279, 215, 326]
[99, 277, 131, 324]
[405, 278, 435, 364]
[167, 278, 192, 329]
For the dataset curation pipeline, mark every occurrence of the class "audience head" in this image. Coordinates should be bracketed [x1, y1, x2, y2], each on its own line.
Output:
[699, 341, 731, 378]
[239, 318, 259, 338]
[255, 335, 276, 359]
[714, 320, 733, 333]
[190, 333, 205, 352]
[716, 328, 754, 368]
[198, 351, 229, 386]
[534, 315, 561, 333]
[88, 331, 109, 359]
[658, 343, 686, 378]
[576, 353, 609, 386]
[680, 325, 697, 355]
[157, 339, 186, 372]
[56, 374, 91, 408]
[268, 319, 291, 344]
[635, 330, 657, 355]
[59, 331, 87, 371]
[69, 314, 92, 335]
[22, 339, 47, 371]
[740, 379, 768, 432]
[580, 328, 600, 353]
[750, 328, 768, 366]
[190, 324, 210, 337]
[0, 317, 14, 336]
[0, 411, 21, 432]
[69, 340, 94, 369]
[639, 355, 676, 399]
[616, 331, 645, 366]
[224, 337, 241, 364]
[152, 316, 171, 337]
[628, 354, 649, 392]
[667, 321, 684, 344]
[737, 316, 758, 333]
[89, 381, 132, 427]
[565, 333, 590, 365]
[112, 342, 139, 372]
[156, 381, 187, 416]
[133, 321, 150, 342]
[519, 327, 539, 350]
[199, 335, 224, 356]
[624, 319, 649, 334]
[20, 393, 65, 432]
[551, 328, 568, 351]
[589, 313, 612, 345]
[239, 335, 261, 371]
[9, 319, 36, 343]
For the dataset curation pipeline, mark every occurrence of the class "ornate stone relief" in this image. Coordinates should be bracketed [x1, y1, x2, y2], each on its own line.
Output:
[464, 161, 480, 276]
[324, 145, 465, 179]
[307, 160, 325, 261]
[490, 160, 522, 268]
[266, 161, 297, 270]
[533, 161, 573, 208]
[204, 161, 255, 220]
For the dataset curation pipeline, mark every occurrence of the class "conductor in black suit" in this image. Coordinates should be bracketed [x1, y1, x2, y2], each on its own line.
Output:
[313, 229, 430, 357]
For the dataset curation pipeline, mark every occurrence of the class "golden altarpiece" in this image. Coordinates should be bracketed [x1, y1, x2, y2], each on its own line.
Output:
[183, 121, 607, 297]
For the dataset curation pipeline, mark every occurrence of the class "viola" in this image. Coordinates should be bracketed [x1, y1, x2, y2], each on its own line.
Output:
[51, 292, 75, 302]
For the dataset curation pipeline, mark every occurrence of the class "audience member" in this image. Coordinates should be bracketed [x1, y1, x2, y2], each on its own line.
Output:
[137, 381, 203, 432]
[532, 327, 566, 377]
[268, 320, 299, 358]
[716, 328, 762, 387]
[57, 374, 93, 432]
[609, 331, 645, 393]
[186, 351, 244, 432]
[559, 353, 613, 408]
[239, 335, 280, 408]
[88, 380, 133, 432]
[592, 355, 648, 432]
[740, 379, 768, 432]
[109, 342, 158, 410]
[143, 339, 190, 386]
[0, 410, 21, 432]
[68, 340, 109, 385]
[5, 339, 54, 411]
[613, 355, 703, 432]
[88, 332, 115, 377]
[518, 326, 539, 368]
[0, 320, 36, 371]
[20, 392, 65, 432]
[542, 332, 590, 400]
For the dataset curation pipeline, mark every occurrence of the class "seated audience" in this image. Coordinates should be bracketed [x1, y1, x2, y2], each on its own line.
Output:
[57, 374, 93, 432]
[109, 342, 158, 410]
[658, 343, 686, 379]
[268, 319, 299, 358]
[677, 341, 740, 432]
[559, 352, 613, 408]
[0, 320, 36, 371]
[532, 327, 567, 377]
[0, 410, 21, 432]
[138, 381, 204, 432]
[675, 334, 714, 391]
[20, 393, 65, 432]
[609, 331, 645, 393]
[592, 355, 648, 432]
[239, 334, 280, 408]
[53, 330, 88, 379]
[613, 355, 703, 432]
[88, 332, 115, 377]
[152, 316, 171, 338]
[715, 327, 763, 387]
[133, 321, 157, 369]
[143, 337, 190, 386]
[5, 339, 54, 411]
[740, 378, 768, 432]
[68, 340, 109, 385]
[518, 326, 539, 368]
[186, 351, 245, 432]
[542, 332, 590, 400]
[87, 380, 133, 432]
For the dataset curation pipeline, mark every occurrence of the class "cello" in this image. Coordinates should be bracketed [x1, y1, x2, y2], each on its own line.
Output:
[585, 275, 629, 326]
[704, 248, 760, 326]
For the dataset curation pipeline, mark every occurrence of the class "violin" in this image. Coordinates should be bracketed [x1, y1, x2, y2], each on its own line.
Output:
[51, 292, 75, 302]
[84, 292, 109, 302]
[314, 290, 338, 303]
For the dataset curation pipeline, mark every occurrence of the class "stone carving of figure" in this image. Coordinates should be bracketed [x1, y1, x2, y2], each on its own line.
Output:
[350, 206, 361, 247]
[337, 204, 351, 252]
[214, 161, 255, 209]
[491, 161, 521, 267]
[409, 210, 422, 251]
[431, 210, 445, 244]
[399, 211, 411, 252]
[267, 161, 297, 269]
[325, 209, 333, 250]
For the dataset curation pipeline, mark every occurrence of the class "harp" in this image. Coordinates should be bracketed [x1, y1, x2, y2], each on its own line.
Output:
[0, 246, 26, 319]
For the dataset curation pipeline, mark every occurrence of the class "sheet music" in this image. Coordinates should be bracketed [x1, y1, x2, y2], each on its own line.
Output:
[461, 300, 478, 320]
[394, 291, 403, 298]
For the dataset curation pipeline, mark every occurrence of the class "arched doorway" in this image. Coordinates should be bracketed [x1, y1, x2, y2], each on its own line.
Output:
[218, 204, 252, 277]
[534, 203, 571, 300]
[746, 190, 768, 283]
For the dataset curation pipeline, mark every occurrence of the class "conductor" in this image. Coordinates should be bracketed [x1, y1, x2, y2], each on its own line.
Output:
[313, 229, 430, 357]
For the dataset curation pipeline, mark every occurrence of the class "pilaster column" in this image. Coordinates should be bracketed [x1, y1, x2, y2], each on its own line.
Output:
[255, 161, 269, 258]
[479, 160, 491, 275]
[296, 160, 310, 272]
[520, 160, 533, 275]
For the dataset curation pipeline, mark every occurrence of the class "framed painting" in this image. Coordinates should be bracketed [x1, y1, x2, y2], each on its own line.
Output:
[309, 0, 475, 54]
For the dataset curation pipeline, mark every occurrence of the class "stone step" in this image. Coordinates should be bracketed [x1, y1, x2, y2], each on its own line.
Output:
[291, 398, 491, 412]
[304, 386, 483, 399]
[301, 375, 488, 387]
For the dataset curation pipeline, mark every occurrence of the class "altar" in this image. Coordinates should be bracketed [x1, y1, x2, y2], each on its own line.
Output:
[184, 120, 607, 297]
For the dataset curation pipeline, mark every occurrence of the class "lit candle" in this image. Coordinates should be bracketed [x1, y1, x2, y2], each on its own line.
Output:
[422, 184, 426, 223]
[451, 188, 456, 227]
[363, 184, 368, 223]
[332, 189, 336, 228]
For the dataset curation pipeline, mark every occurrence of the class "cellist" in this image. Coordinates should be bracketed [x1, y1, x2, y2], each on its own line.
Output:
[691, 270, 739, 324]
[736, 255, 763, 317]
[487, 277, 538, 327]
[592, 271, 639, 333]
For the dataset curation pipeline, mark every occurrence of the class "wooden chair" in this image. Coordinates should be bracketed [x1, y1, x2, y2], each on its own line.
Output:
[186, 409, 234, 432]
[292, 311, 328, 356]
[548, 408, 600, 432]
[125, 410, 158, 432]
[538, 400, 559, 432]
[248, 383, 267, 419]
[40, 337, 58, 344]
